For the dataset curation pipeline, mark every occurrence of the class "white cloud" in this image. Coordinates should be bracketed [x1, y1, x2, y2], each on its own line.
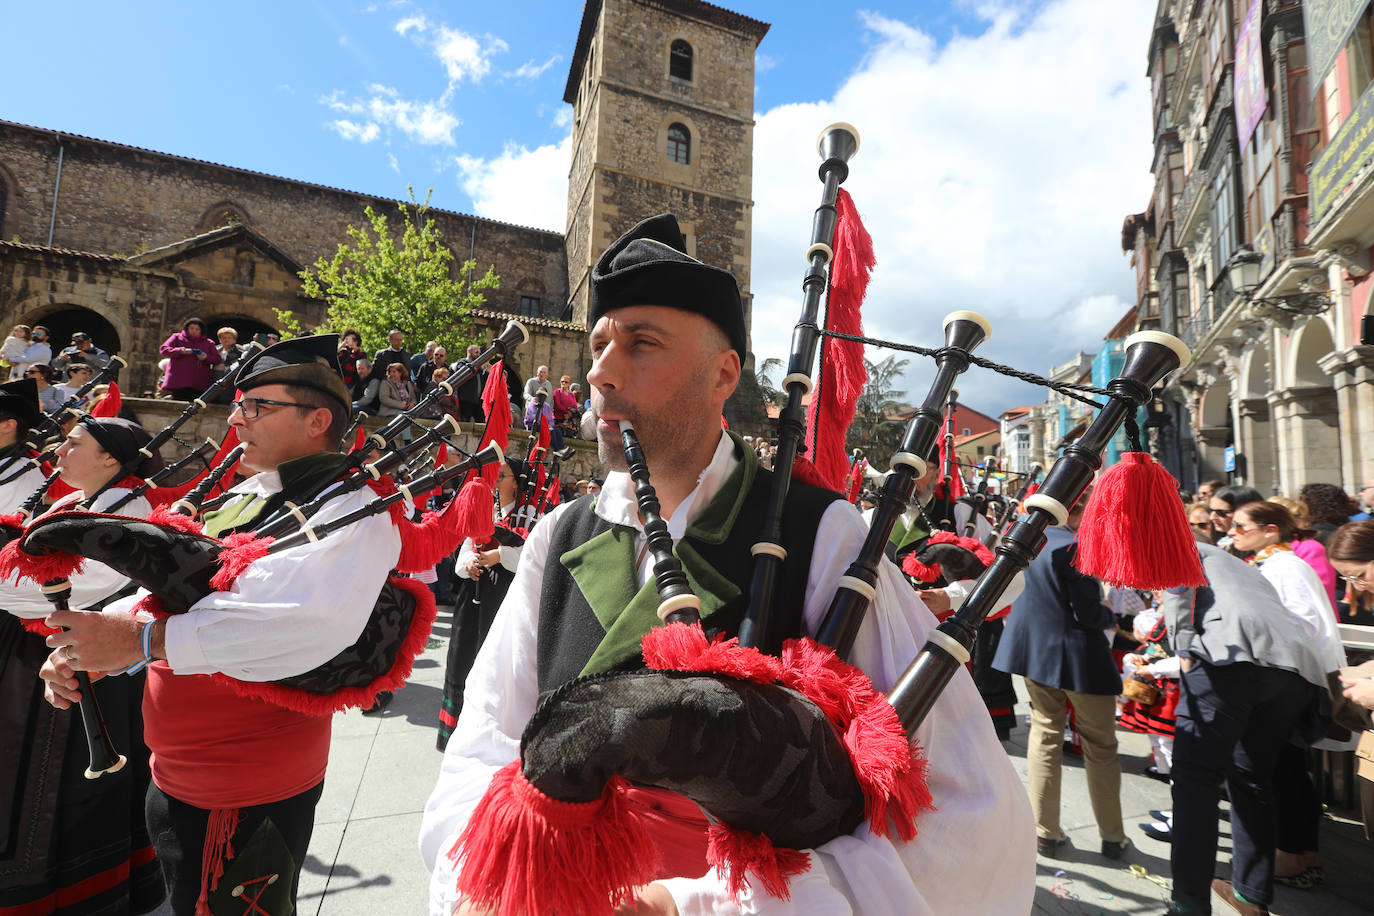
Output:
[323, 84, 461, 145]
[328, 119, 381, 143]
[748, 0, 1156, 414]
[508, 55, 561, 81]
[433, 26, 508, 83]
[455, 136, 571, 232]
[394, 14, 427, 36]
[387, 152, 401, 174]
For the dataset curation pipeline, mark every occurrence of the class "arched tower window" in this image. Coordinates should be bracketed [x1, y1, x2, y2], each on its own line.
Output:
[669, 40, 693, 81]
[667, 123, 691, 165]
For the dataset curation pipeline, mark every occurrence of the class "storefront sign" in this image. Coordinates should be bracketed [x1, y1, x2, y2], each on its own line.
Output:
[1311, 80, 1374, 220]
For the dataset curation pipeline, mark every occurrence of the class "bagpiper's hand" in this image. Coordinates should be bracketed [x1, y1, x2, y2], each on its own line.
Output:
[1338, 672, 1374, 711]
[45, 608, 143, 672]
[1341, 658, 1374, 680]
[39, 646, 107, 709]
[917, 588, 952, 616]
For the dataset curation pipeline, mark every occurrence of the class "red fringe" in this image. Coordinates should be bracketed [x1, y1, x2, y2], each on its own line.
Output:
[640, 622, 782, 684]
[706, 823, 811, 900]
[90, 381, 122, 418]
[0, 537, 84, 586]
[844, 696, 933, 842]
[395, 477, 493, 573]
[204, 575, 437, 715]
[789, 455, 832, 492]
[209, 533, 273, 592]
[0, 512, 26, 531]
[195, 807, 239, 916]
[901, 557, 942, 583]
[926, 530, 995, 566]
[1073, 452, 1206, 589]
[452, 761, 659, 916]
[146, 505, 206, 535]
[20, 617, 60, 637]
[805, 189, 874, 492]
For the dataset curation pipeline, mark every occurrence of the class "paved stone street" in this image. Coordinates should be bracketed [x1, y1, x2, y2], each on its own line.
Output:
[153, 612, 1374, 916]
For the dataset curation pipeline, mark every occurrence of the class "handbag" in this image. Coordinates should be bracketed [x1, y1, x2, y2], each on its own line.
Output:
[1122, 672, 1159, 705]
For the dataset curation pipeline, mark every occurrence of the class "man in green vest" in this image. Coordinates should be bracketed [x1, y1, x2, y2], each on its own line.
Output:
[421, 214, 1035, 915]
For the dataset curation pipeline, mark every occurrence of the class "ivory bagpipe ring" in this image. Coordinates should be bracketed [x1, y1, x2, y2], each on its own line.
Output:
[836, 575, 876, 602]
[890, 451, 927, 476]
[805, 241, 834, 265]
[751, 541, 788, 561]
[657, 593, 702, 622]
[1125, 330, 1192, 369]
[816, 121, 860, 155]
[941, 309, 992, 340]
[926, 628, 971, 665]
[781, 372, 814, 395]
[1024, 493, 1069, 526]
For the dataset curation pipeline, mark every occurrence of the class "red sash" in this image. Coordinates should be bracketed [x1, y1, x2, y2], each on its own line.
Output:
[143, 661, 330, 809]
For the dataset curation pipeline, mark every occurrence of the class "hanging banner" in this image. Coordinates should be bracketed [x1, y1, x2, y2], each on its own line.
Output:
[1235, 0, 1267, 145]
[1311, 80, 1374, 220]
[1304, 0, 1372, 96]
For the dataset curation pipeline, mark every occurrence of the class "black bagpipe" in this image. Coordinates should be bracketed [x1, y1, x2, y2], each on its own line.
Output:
[990, 462, 1042, 545]
[448, 122, 1196, 915]
[0, 355, 128, 488]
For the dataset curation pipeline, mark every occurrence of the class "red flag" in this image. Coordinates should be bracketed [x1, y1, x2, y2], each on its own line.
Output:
[805, 189, 874, 492]
[936, 436, 964, 499]
[90, 381, 122, 418]
[353, 422, 367, 452]
[434, 441, 448, 470]
[543, 477, 561, 507]
[478, 361, 512, 488]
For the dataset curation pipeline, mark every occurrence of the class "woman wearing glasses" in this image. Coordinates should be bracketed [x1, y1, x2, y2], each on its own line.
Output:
[1186, 502, 1214, 543]
[1229, 501, 1347, 891]
[1330, 521, 1374, 842]
[1207, 484, 1263, 553]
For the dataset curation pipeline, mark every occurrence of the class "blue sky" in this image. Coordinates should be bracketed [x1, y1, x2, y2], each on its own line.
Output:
[1, 0, 1158, 414]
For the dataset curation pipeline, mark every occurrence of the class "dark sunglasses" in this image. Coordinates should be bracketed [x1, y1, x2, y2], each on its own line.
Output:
[1208, 507, 1232, 516]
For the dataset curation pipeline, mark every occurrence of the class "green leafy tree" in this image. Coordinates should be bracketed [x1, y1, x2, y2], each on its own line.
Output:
[755, 357, 785, 406]
[287, 190, 500, 352]
[847, 355, 909, 469]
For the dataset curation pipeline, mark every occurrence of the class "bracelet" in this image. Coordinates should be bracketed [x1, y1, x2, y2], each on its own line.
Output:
[140, 620, 156, 665]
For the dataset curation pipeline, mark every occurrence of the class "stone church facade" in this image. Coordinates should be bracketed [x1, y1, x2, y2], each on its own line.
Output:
[0, 0, 770, 419]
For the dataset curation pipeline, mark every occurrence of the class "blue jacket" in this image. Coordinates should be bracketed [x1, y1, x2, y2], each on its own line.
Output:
[992, 524, 1121, 695]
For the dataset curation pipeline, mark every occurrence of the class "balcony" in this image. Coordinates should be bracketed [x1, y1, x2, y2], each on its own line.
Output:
[1179, 309, 1211, 349]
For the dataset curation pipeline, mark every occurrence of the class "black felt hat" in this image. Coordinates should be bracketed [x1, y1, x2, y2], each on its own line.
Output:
[0, 379, 42, 429]
[590, 214, 746, 356]
[79, 416, 163, 478]
[235, 333, 351, 414]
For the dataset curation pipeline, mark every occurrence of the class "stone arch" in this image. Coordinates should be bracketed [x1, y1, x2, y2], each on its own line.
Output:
[658, 114, 699, 181]
[1239, 347, 1269, 399]
[1198, 375, 1232, 428]
[669, 38, 693, 81]
[1286, 316, 1336, 389]
[200, 313, 278, 347]
[196, 200, 252, 233]
[18, 305, 124, 358]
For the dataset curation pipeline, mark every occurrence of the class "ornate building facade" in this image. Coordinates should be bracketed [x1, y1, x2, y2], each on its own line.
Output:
[1122, 0, 1373, 496]
[0, 0, 770, 415]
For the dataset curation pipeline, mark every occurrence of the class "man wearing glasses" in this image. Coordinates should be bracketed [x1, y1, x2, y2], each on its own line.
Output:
[1353, 479, 1374, 522]
[41, 335, 401, 916]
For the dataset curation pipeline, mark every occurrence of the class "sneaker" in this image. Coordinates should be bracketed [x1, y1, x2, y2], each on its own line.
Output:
[1211, 878, 1269, 915]
[1140, 821, 1173, 843]
[1101, 838, 1130, 859]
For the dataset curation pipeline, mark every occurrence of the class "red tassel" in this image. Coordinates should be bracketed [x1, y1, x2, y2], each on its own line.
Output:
[20, 617, 60, 637]
[706, 823, 811, 900]
[454, 477, 495, 544]
[90, 381, 122, 418]
[452, 761, 659, 916]
[0, 539, 84, 585]
[1073, 452, 1206, 589]
[210, 532, 273, 592]
[805, 189, 874, 492]
[195, 807, 239, 916]
[146, 505, 206, 535]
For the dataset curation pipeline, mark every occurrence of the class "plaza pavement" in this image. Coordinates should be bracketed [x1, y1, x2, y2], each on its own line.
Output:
[159, 609, 1374, 915]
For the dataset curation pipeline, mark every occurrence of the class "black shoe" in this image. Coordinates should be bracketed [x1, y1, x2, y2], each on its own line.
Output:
[1144, 765, 1172, 783]
[1037, 835, 1068, 858]
[1140, 821, 1173, 843]
[1101, 838, 1130, 859]
[1149, 809, 1172, 824]
[362, 690, 394, 715]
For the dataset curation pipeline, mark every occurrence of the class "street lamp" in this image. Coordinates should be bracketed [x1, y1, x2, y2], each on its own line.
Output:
[1225, 249, 1331, 315]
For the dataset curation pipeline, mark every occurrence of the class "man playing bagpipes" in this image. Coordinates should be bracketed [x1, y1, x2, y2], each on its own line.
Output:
[1, 390, 167, 914]
[419, 214, 1034, 915]
[39, 336, 403, 915]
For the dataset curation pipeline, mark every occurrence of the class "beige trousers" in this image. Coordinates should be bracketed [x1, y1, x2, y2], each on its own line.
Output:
[1024, 677, 1125, 843]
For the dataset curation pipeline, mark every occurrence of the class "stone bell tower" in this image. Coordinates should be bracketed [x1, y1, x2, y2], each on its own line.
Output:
[563, 0, 769, 339]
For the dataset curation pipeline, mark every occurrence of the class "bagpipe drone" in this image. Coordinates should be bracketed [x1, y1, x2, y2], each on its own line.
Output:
[445, 123, 1207, 916]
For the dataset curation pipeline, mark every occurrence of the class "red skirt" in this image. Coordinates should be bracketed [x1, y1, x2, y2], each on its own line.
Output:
[1120, 677, 1179, 737]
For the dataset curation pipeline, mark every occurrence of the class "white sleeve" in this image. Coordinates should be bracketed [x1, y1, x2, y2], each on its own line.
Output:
[660, 500, 1035, 916]
[1146, 656, 1182, 678]
[454, 538, 479, 578]
[161, 487, 401, 680]
[1260, 556, 1347, 672]
[420, 503, 564, 915]
[497, 543, 522, 573]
